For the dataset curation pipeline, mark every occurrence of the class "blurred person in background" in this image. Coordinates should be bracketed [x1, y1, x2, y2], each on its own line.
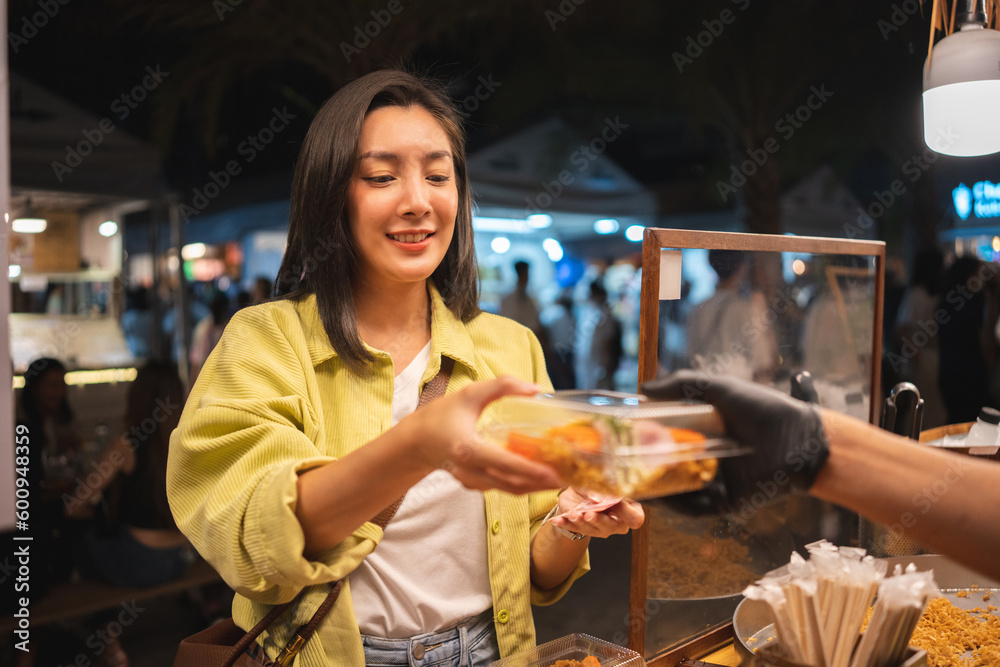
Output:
[72, 361, 193, 586]
[68, 362, 193, 667]
[188, 290, 232, 385]
[16, 357, 83, 584]
[44, 284, 65, 314]
[894, 248, 946, 428]
[938, 256, 999, 424]
[879, 256, 908, 390]
[251, 275, 273, 304]
[499, 260, 546, 340]
[687, 250, 762, 381]
[576, 280, 622, 390]
[237, 290, 253, 310]
[161, 284, 211, 363]
[120, 287, 153, 360]
[543, 289, 577, 389]
[8, 358, 83, 667]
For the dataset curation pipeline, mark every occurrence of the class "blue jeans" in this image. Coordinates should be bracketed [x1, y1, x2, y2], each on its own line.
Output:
[361, 608, 500, 667]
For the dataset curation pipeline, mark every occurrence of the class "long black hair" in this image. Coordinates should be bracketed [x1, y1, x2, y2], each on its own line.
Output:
[121, 361, 185, 530]
[274, 69, 478, 373]
[21, 357, 72, 426]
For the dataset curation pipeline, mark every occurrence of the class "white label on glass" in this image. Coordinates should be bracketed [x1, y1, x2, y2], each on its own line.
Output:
[659, 249, 682, 300]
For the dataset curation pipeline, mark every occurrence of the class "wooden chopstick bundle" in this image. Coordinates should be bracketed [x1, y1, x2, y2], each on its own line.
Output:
[847, 565, 937, 667]
[744, 577, 806, 663]
[746, 541, 937, 667]
[784, 578, 828, 667]
[805, 542, 883, 667]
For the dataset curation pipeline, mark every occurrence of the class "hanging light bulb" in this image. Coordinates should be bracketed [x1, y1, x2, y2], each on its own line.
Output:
[12, 197, 47, 234]
[923, 0, 1000, 156]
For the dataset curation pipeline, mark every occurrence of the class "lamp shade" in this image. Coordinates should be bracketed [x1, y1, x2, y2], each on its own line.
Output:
[923, 25, 1000, 157]
[11, 217, 47, 233]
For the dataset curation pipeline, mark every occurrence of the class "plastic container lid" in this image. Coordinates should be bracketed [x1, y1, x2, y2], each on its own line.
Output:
[977, 406, 1000, 425]
[481, 390, 750, 499]
[489, 633, 645, 667]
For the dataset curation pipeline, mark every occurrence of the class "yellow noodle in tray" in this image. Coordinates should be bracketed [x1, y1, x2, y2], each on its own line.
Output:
[480, 390, 748, 499]
[863, 596, 1000, 667]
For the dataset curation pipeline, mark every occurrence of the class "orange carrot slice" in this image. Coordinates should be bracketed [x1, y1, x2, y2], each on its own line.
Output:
[506, 431, 548, 458]
[547, 422, 602, 452]
[666, 427, 706, 444]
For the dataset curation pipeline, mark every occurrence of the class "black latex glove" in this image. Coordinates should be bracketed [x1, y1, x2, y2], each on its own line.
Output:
[641, 370, 829, 509]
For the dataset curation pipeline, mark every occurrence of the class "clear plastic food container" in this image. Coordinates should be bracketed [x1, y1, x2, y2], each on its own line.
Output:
[489, 633, 645, 667]
[480, 390, 748, 499]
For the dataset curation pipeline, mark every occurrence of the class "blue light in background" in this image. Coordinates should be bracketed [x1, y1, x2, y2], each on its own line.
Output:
[555, 256, 586, 287]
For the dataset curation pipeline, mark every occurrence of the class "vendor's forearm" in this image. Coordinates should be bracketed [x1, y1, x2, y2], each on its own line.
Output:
[811, 409, 1000, 580]
[530, 523, 589, 591]
[296, 420, 433, 559]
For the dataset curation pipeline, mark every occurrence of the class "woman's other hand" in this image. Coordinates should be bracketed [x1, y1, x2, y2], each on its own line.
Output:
[547, 488, 644, 539]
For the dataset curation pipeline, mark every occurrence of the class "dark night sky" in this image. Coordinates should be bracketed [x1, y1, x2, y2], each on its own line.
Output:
[9, 0, 1000, 256]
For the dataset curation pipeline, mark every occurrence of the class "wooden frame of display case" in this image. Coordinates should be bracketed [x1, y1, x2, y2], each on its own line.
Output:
[629, 228, 886, 665]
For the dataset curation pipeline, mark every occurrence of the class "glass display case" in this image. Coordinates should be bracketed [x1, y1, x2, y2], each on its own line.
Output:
[627, 229, 885, 665]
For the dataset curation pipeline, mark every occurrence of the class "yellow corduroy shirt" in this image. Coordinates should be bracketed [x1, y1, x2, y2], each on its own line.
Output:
[167, 284, 590, 665]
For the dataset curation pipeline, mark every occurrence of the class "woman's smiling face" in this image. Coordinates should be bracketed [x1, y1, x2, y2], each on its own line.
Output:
[347, 104, 458, 291]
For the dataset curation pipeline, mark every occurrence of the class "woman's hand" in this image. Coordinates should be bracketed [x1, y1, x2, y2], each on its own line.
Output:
[401, 376, 563, 495]
[530, 487, 644, 591]
[297, 375, 560, 557]
[547, 488, 644, 539]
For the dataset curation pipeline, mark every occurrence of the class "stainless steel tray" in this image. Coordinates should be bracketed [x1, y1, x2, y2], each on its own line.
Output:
[732, 554, 1000, 662]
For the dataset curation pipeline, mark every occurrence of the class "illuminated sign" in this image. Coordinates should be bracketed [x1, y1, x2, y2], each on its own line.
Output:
[953, 181, 1000, 220]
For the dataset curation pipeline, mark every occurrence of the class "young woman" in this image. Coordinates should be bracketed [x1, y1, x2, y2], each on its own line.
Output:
[167, 69, 643, 665]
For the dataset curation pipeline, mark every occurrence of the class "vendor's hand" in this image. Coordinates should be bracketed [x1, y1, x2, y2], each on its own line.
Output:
[548, 488, 644, 539]
[641, 370, 829, 506]
[403, 376, 562, 495]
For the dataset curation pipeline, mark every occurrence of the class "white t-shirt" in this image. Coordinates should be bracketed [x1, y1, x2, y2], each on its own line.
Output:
[350, 342, 492, 637]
